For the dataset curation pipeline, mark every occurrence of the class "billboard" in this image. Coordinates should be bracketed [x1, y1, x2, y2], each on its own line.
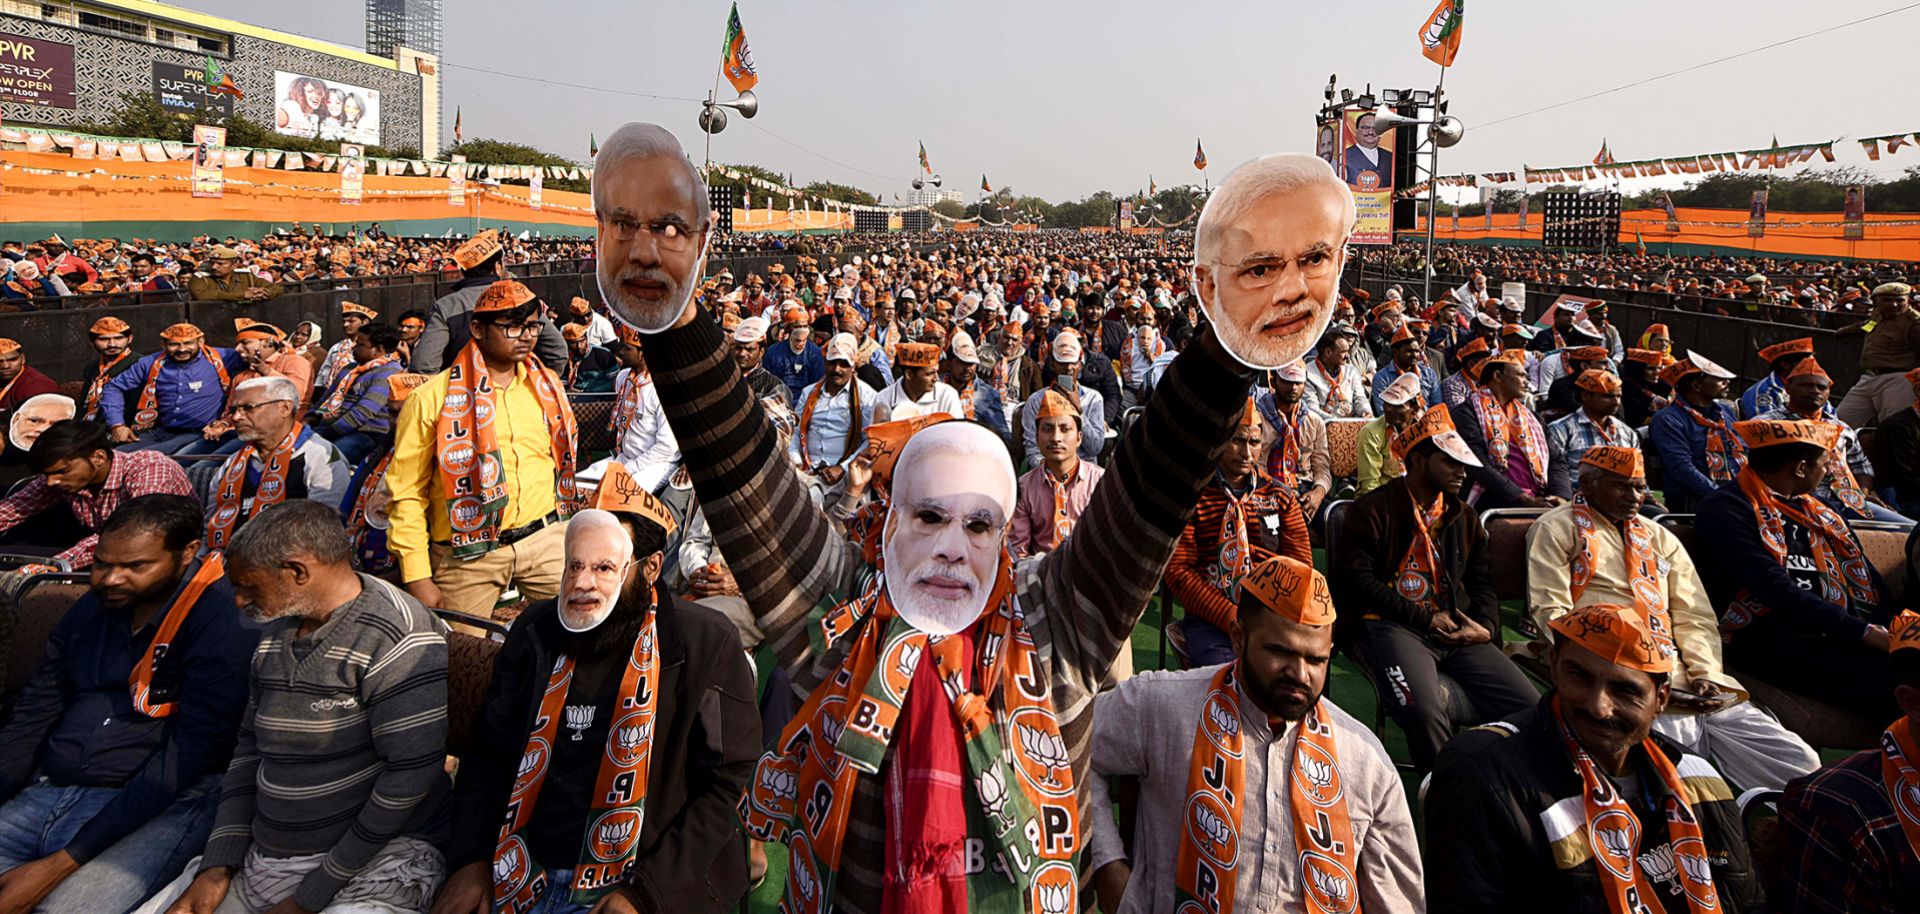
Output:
[191, 124, 226, 198]
[340, 143, 364, 205]
[272, 70, 381, 144]
[0, 33, 76, 108]
[1340, 109, 1396, 245]
[152, 61, 233, 119]
[1843, 184, 1866, 241]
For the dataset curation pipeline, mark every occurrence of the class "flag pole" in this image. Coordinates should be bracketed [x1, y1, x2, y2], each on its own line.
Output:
[1423, 62, 1447, 306]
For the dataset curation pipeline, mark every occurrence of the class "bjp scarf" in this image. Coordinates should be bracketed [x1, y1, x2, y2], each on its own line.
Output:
[1676, 401, 1743, 484]
[84, 349, 132, 419]
[1719, 467, 1877, 640]
[435, 342, 577, 560]
[798, 380, 863, 468]
[494, 604, 661, 910]
[132, 347, 230, 432]
[1312, 359, 1354, 416]
[1044, 463, 1079, 550]
[1266, 403, 1305, 489]
[1175, 662, 1361, 914]
[1470, 389, 1547, 481]
[313, 354, 397, 423]
[1394, 491, 1449, 620]
[1882, 717, 1920, 862]
[1552, 697, 1720, 914]
[1569, 499, 1675, 645]
[129, 555, 225, 717]
[1121, 335, 1165, 380]
[319, 340, 356, 391]
[739, 554, 1079, 914]
[609, 369, 648, 440]
[1209, 474, 1260, 599]
[1788, 409, 1869, 514]
[347, 452, 395, 572]
[205, 423, 303, 552]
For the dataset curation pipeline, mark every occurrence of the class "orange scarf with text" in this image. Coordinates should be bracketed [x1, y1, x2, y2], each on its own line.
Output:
[133, 347, 230, 432]
[1552, 697, 1720, 914]
[494, 603, 661, 909]
[85, 349, 131, 420]
[1175, 662, 1362, 914]
[313, 354, 397, 423]
[1209, 474, 1261, 598]
[205, 423, 302, 552]
[1719, 467, 1877, 640]
[435, 342, 578, 560]
[1470, 388, 1547, 481]
[129, 555, 225, 717]
[1044, 462, 1079, 550]
[1677, 400, 1744, 483]
[609, 368, 648, 440]
[1266, 401, 1305, 488]
[1569, 500, 1674, 644]
[1394, 490, 1449, 619]
[1882, 717, 1920, 862]
[739, 554, 1079, 914]
[1788, 408, 1869, 513]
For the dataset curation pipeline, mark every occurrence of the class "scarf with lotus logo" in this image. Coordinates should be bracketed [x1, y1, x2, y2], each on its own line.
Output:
[493, 604, 660, 911]
[738, 552, 1080, 914]
[1176, 661, 1361, 914]
[1718, 467, 1877, 642]
[1552, 696, 1719, 914]
[1883, 716, 1920, 862]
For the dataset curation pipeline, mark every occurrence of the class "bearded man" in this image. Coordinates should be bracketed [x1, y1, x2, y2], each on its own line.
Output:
[604, 122, 1265, 914]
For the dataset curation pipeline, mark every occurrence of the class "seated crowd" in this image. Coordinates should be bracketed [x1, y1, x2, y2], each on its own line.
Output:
[0, 130, 1911, 914]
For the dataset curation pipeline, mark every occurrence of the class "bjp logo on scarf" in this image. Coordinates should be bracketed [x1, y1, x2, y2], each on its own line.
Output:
[587, 808, 642, 863]
[1670, 836, 1719, 908]
[492, 835, 532, 900]
[1295, 740, 1345, 807]
[1590, 809, 1641, 881]
[1301, 851, 1359, 914]
[1200, 692, 1242, 759]
[1030, 861, 1076, 914]
[511, 739, 550, 800]
[450, 495, 487, 533]
[1185, 792, 1239, 867]
[1395, 570, 1431, 602]
[442, 441, 477, 475]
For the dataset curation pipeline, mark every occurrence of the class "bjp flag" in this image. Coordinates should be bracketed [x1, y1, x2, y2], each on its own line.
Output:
[1193, 139, 1207, 171]
[721, 2, 758, 94]
[1418, 0, 1465, 68]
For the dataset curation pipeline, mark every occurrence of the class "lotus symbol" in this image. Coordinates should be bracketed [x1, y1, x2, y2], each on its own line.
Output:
[821, 711, 845, 746]
[1596, 826, 1636, 861]
[564, 704, 594, 741]
[1309, 865, 1351, 903]
[516, 750, 539, 780]
[1018, 724, 1070, 786]
[794, 858, 817, 900]
[493, 844, 521, 885]
[978, 764, 1009, 824]
[616, 723, 648, 754]
[1037, 882, 1072, 914]
[1639, 844, 1677, 886]
[1300, 754, 1334, 792]
[1677, 849, 1714, 886]
[598, 817, 634, 847]
[761, 766, 797, 800]
[895, 642, 923, 680]
[1207, 700, 1240, 739]
[1194, 803, 1230, 847]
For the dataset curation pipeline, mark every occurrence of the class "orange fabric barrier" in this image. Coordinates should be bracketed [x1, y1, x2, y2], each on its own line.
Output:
[1413, 206, 1920, 260]
[727, 208, 853, 232]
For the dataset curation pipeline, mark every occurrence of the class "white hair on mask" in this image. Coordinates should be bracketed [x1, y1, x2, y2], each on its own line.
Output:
[1193, 153, 1356, 266]
[891, 421, 1017, 513]
[590, 122, 710, 229]
[564, 508, 633, 559]
[15, 393, 73, 419]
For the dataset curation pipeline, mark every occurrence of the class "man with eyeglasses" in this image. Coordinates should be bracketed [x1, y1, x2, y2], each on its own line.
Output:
[410, 229, 568, 374]
[201, 376, 351, 553]
[387, 279, 579, 621]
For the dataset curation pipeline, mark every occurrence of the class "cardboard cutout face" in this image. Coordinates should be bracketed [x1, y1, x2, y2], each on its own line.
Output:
[8, 394, 73, 451]
[879, 425, 1016, 635]
[592, 126, 713, 333]
[1193, 173, 1349, 370]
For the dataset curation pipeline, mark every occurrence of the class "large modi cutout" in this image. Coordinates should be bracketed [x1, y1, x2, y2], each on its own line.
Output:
[878, 421, 1018, 635]
[1192, 153, 1356, 370]
[591, 122, 716, 333]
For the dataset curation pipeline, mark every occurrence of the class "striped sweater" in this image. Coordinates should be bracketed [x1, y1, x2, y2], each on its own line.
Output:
[642, 314, 1254, 913]
[1165, 476, 1314, 631]
[200, 575, 451, 912]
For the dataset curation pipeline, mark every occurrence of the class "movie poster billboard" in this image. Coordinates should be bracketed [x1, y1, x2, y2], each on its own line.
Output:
[1843, 184, 1866, 241]
[191, 124, 225, 198]
[340, 143, 364, 205]
[272, 70, 381, 144]
[0, 33, 75, 108]
[152, 61, 232, 119]
[1340, 109, 1396, 245]
[530, 169, 543, 211]
[1747, 190, 1768, 238]
[449, 153, 467, 206]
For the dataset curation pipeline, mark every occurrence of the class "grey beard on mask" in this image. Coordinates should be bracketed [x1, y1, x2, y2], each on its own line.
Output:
[553, 582, 656, 660]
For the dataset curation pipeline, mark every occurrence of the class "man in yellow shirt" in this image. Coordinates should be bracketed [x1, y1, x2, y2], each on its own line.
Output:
[1524, 444, 1818, 789]
[1354, 372, 1421, 496]
[386, 279, 578, 619]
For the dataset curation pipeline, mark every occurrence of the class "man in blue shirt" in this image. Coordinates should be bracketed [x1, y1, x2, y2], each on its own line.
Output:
[308, 323, 406, 466]
[1739, 336, 1814, 419]
[101, 323, 243, 455]
[0, 494, 256, 913]
[1648, 351, 1745, 512]
[1369, 326, 1439, 414]
[761, 305, 825, 405]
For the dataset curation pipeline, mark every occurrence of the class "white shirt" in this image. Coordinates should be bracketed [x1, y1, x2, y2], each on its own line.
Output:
[582, 312, 618, 348]
[583, 367, 680, 491]
[1021, 383, 1106, 466]
[788, 378, 878, 470]
[870, 379, 965, 421]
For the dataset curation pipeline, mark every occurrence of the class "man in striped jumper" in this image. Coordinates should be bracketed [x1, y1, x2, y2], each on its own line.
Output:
[168, 501, 450, 914]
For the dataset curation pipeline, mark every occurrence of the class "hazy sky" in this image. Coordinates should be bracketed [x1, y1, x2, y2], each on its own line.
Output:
[191, 0, 1920, 201]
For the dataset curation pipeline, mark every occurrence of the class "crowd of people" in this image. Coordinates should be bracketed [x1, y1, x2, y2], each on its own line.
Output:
[0, 126, 1911, 914]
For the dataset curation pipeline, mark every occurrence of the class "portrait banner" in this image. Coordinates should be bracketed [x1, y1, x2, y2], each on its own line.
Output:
[1315, 116, 1341, 173]
[191, 124, 226, 198]
[1747, 190, 1768, 238]
[1843, 184, 1866, 241]
[1341, 109, 1396, 244]
[530, 170, 544, 211]
[1661, 193, 1679, 233]
[339, 143, 364, 205]
[1517, 193, 1529, 229]
[449, 153, 467, 206]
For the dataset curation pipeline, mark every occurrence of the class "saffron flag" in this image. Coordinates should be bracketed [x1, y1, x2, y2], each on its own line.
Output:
[1418, 0, 1466, 68]
[981, 174, 991, 193]
[919, 141, 931, 173]
[589, 133, 598, 158]
[1863, 138, 1882, 161]
[203, 56, 243, 100]
[1592, 140, 1614, 166]
[454, 107, 463, 143]
[721, 2, 758, 94]
[1194, 139, 1207, 171]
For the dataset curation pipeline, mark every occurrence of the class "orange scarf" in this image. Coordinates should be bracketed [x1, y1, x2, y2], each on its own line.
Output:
[1471, 389, 1547, 481]
[1044, 462, 1079, 550]
[1395, 490, 1449, 618]
[435, 342, 577, 560]
[1266, 401, 1304, 488]
[1570, 500, 1674, 645]
[1552, 697, 1720, 914]
[205, 423, 302, 552]
[85, 349, 131, 420]
[319, 340, 357, 391]
[609, 369, 648, 445]
[1676, 400, 1743, 484]
[797, 379, 861, 466]
[494, 602, 661, 909]
[129, 555, 225, 718]
[313, 354, 397, 423]
[740, 553, 1078, 914]
[1174, 663, 1362, 914]
[1882, 717, 1920, 863]
[1210, 474, 1258, 598]
[1789, 408, 1869, 513]
[1312, 359, 1354, 416]
[1719, 467, 1878, 640]
[133, 346, 230, 432]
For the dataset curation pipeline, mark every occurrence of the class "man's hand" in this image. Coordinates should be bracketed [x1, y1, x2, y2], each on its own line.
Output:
[691, 564, 740, 598]
[429, 862, 490, 914]
[1301, 486, 1326, 520]
[263, 898, 313, 914]
[1445, 612, 1493, 647]
[0, 850, 78, 914]
[1519, 495, 1556, 509]
[1864, 624, 1892, 653]
[1427, 611, 1461, 640]
[165, 868, 232, 914]
[202, 420, 231, 440]
[817, 465, 846, 486]
[1091, 860, 1131, 914]
[109, 424, 137, 445]
[845, 452, 875, 500]
[406, 578, 446, 610]
[586, 885, 642, 914]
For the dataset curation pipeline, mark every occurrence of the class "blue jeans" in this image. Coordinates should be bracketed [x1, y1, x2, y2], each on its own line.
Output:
[514, 868, 591, 914]
[327, 432, 379, 466]
[1177, 617, 1238, 668]
[120, 429, 203, 455]
[1820, 494, 1915, 525]
[171, 432, 233, 457]
[0, 774, 220, 914]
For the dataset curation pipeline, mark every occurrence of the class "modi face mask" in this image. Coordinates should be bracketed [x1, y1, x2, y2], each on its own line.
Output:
[878, 422, 1017, 635]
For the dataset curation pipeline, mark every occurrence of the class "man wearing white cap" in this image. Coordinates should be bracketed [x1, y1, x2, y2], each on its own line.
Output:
[1259, 360, 1332, 524]
[728, 315, 791, 409]
[941, 330, 1009, 442]
[789, 333, 877, 486]
[1021, 328, 1105, 467]
[1833, 282, 1920, 426]
[1357, 372, 1424, 497]
[1647, 351, 1745, 512]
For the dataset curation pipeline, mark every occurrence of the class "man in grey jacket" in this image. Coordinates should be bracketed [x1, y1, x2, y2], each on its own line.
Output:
[408, 229, 567, 373]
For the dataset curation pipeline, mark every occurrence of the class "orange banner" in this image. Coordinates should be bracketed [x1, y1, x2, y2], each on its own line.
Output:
[1413, 205, 1920, 261]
